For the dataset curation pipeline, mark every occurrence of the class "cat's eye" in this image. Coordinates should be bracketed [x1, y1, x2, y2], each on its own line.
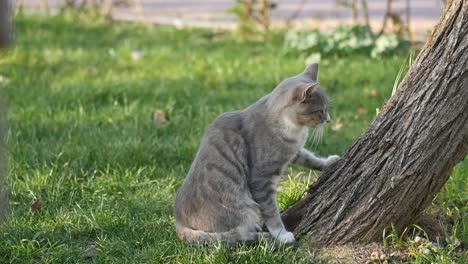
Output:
[304, 109, 323, 116]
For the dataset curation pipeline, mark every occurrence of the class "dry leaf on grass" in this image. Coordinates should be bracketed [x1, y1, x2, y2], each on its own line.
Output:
[357, 107, 367, 116]
[331, 121, 344, 131]
[153, 109, 168, 125]
[370, 89, 378, 97]
[369, 251, 387, 262]
[31, 196, 42, 214]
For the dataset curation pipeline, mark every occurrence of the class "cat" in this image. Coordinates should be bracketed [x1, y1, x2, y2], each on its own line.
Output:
[174, 63, 340, 246]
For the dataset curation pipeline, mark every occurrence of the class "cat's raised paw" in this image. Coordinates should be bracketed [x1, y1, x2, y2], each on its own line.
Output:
[325, 155, 341, 167]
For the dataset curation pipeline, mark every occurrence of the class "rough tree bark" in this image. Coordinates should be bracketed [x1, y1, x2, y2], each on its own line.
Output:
[282, 0, 467, 246]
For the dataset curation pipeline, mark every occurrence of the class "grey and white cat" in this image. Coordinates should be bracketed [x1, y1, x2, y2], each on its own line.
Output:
[175, 63, 340, 246]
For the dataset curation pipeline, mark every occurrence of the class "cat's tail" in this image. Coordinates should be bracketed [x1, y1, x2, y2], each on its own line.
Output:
[176, 222, 271, 246]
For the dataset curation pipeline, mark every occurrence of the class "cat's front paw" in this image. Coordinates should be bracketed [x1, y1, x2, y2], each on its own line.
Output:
[325, 155, 341, 168]
[271, 229, 296, 244]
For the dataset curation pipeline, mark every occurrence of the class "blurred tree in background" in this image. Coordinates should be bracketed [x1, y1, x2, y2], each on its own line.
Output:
[0, 0, 9, 224]
[228, 0, 277, 40]
[0, 0, 10, 48]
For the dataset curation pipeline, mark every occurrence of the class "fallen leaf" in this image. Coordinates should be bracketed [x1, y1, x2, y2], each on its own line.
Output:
[357, 106, 366, 116]
[331, 121, 344, 131]
[153, 109, 167, 125]
[420, 248, 431, 255]
[370, 89, 378, 97]
[370, 251, 379, 261]
[414, 235, 427, 246]
[31, 196, 42, 214]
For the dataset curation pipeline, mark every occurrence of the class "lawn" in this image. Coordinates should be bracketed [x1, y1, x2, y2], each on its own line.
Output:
[0, 12, 466, 263]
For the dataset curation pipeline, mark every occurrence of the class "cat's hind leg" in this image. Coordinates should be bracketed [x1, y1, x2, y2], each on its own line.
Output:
[176, 221, 271, 246]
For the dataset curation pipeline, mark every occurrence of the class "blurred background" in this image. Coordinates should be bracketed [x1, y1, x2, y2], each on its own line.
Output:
[16, 0, 445, 40]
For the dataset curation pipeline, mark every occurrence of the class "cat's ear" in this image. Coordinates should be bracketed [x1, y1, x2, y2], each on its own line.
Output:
[304, 63, 319, 81]
[300, 82, 319, 102]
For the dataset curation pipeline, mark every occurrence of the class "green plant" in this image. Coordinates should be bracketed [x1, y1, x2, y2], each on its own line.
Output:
[227, 0, 277, 40]
[278, 170, 316, 210]
[284, 25, 410, 58]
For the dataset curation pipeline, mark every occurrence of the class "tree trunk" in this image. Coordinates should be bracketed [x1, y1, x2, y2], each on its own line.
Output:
[0, 0, 10, 48]
[282, 0, 467, 246]
[379, 0, 393, 35]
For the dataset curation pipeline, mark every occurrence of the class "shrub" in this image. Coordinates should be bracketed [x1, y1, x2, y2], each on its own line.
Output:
[284, 25, 410, 58]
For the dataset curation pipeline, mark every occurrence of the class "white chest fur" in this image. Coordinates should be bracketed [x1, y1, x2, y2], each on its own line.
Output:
[281, 115, 308, 149]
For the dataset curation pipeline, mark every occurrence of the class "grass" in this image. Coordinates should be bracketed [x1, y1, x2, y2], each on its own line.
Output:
[0, 12, 466, 263]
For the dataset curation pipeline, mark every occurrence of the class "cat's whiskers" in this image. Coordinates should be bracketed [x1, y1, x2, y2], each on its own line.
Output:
[319, 126, 324, 144]
[311, 125, 324, 146]
[311, 128, 317, 145]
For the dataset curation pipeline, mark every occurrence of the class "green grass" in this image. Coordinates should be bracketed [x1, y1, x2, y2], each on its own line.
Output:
[0, 12, 466, 263]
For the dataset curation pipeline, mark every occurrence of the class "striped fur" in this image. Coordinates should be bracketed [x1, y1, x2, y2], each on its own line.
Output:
[174, 63, 340, 246]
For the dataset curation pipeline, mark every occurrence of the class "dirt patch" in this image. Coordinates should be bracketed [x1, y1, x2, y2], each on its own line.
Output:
[316, 243, 409, 264]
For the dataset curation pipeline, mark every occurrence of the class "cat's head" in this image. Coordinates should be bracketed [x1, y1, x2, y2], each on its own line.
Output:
[273, 63, 331, 129]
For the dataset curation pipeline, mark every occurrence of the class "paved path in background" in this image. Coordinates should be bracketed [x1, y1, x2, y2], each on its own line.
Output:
[22, 0, 445, 39]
